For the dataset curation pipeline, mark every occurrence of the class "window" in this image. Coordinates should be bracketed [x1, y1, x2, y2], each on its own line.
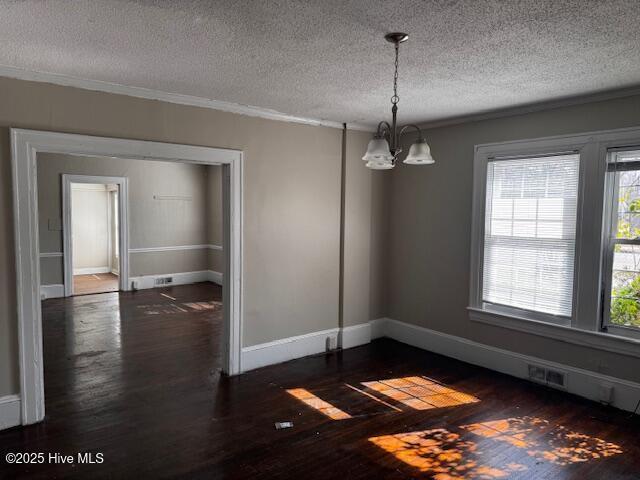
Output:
[469, 127, 640, 354]
[482, 154, 579, 319]
[602, 149, 640, 337]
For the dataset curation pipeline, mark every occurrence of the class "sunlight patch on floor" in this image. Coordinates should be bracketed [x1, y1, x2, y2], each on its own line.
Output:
[461, 416, 623, 466]
[286, 388, 352, 420]
[369, 428, 526, 479]
[362, 376, 479, 410]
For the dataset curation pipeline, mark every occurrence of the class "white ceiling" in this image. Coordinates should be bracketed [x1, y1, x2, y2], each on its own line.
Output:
[1, 0, 639, 128]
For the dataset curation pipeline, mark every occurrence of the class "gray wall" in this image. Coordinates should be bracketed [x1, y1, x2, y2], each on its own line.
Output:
[343, 130, 388, 327]
[37, 154, 222, 282]
[0, 76, 386, 397]
[390, 94, 640, 383]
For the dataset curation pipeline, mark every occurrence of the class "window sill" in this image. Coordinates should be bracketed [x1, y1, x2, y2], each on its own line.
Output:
[468, 306, 640, 358]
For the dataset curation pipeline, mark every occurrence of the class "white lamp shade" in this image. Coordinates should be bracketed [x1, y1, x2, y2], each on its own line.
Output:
[403, 139, 435, 165]
[365, 159, 394, 170]
[362, 137, 393, 162]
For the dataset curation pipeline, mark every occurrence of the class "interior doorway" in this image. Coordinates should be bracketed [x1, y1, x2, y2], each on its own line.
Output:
[62, 175, 129, 297]
[13, 129, 243, 426]
[70, 182, 119, 295]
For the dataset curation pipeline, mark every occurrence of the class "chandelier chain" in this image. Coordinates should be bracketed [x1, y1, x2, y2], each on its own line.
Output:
[391, 41, 400, 105]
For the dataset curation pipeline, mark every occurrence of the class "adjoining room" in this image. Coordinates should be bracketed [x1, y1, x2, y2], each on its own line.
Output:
[0, 2, 639, 479]
[32, 150, 229, 456]
[68, 181, 120, 295]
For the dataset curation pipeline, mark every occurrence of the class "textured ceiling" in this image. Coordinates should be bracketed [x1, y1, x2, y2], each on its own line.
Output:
[0, 0, 639, 128]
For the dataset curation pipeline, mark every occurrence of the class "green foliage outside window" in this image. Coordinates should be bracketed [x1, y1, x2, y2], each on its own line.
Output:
[610, 188, 640, 327]
[611, 275, 640, 327]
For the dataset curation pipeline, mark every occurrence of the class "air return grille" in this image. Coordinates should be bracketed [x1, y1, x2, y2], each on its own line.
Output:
[528, 364, 566, 389]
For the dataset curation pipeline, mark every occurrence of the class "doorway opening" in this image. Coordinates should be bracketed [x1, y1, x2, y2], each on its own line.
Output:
[39, 159, 225, 439]
[62, 175, 129, 297]
[13, 129, 243, 426]
[69, 181, 120, 295]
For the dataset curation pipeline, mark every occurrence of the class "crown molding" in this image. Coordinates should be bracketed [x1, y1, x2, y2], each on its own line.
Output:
[414, 85, 640, 132]
[6, 63, 637, 136]
[0, 64, 373, 132]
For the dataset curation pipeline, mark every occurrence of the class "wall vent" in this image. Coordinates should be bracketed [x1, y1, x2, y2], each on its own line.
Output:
[155, 277, 173, 286]
[527, 365, 546, 383]
[546, 369, 566, 388]
[528, 364, 567, 390]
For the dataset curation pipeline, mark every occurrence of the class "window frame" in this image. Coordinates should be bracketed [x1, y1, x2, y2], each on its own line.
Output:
[469, 126, 640, 357]
[601, 150, 640, 340]
[480, 153, 580, 325]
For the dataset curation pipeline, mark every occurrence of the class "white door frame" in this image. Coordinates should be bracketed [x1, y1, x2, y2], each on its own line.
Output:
[11, 128, 244, 425]
[62, 175, 129, 297]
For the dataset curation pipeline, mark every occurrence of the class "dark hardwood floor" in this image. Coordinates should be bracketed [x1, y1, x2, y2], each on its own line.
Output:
[1, 282, 639, 479]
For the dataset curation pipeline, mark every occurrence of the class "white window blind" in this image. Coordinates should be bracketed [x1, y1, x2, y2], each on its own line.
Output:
[482, 154, 579, 317]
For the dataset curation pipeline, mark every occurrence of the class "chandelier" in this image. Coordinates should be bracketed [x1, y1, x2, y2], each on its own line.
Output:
[363, 33, 435, 170]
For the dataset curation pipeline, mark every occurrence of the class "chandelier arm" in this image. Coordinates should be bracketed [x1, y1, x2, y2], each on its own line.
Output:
[399, 124, 426, 141]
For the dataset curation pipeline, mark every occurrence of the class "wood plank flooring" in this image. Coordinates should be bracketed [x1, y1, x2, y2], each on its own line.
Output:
[73, 273, 119, 295]
[0, 282, 639, 479]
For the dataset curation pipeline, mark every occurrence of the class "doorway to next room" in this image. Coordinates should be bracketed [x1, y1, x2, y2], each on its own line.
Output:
[70, 181, 121, 295]
[34, 150, 227, 434]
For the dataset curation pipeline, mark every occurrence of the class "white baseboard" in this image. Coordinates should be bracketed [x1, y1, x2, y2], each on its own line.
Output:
[341, 322, 372, 349]
[40, 284, 64, 300]
[370, 317, 388, 339]
[129, 270, 223, 290]
[0, 395, 21, 430]
[242, 328, 339, 372]
[73, 266, 111, 275]
[208, 270, 223, 286]
[242, 320, 383, 372]
[378, 318, 640, 413]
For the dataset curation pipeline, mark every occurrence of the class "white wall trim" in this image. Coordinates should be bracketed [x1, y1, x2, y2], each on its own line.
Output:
[11, 129, 244, 427]
[242, 328, 339, 372]
[219, 315, 640, 412]
[241, 320, 379, 372]
[341, 322, 372, 349]
[39, 252, 63, 258]
[129, 244, 222, 254]
[73, 266, 111, 275]
[469, 307, 640, 359]
[0, 64, 372, 132]
[129, 270, 222, 290]
[377, 318, 640, 413]
[40, 284, 64, 300]
[208, 270, 223, 286]
[370, 318, 388, 339]
[0, 395, 21, 430]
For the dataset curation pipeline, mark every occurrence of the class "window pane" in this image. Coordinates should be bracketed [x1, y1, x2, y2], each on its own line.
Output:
[607, 152, 640, 329]
[610, 244, 640, 327]
[615, 169, 640, 239]
[483, 154, 579, 317]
